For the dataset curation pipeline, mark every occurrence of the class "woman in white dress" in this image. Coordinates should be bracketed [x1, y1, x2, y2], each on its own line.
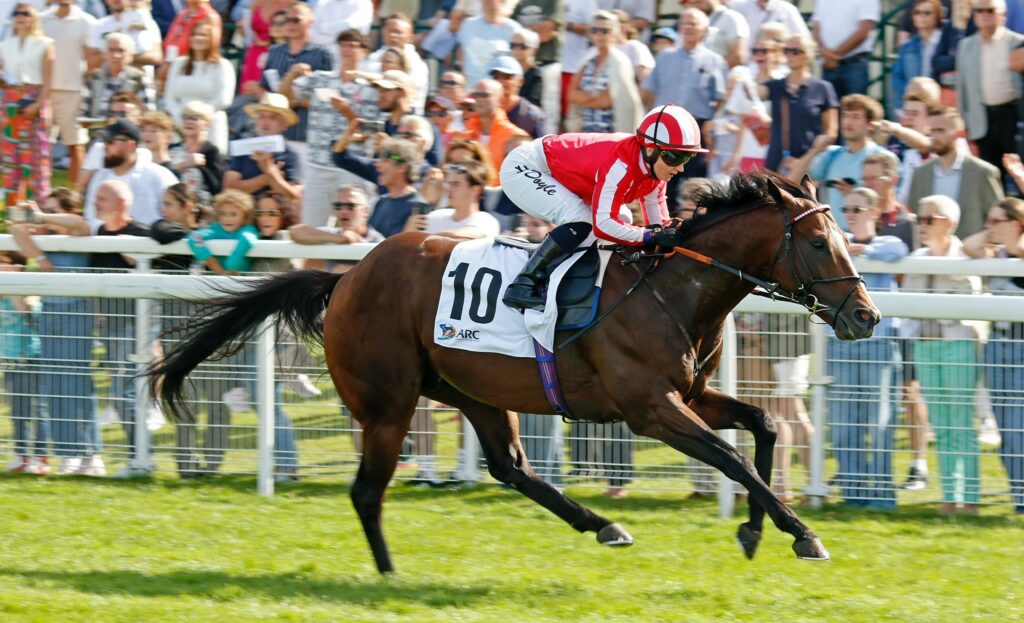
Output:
[164, 20, 235, 152]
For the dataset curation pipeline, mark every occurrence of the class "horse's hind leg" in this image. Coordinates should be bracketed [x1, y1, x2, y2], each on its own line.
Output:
[426, 384, 628, 545]
[688, 387, 778, 560]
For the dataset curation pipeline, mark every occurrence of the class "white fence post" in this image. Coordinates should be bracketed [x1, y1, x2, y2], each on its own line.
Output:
[257, 317, 276, 496]
[457, 415, 480, 483]
[804, 321, 831, 507]
[130, 257, 155, 474]
[717, 313, 739, 518]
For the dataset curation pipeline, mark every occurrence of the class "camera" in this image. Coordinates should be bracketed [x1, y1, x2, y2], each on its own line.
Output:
[358, 119, 385, 135]
[7, 201, 33, 223]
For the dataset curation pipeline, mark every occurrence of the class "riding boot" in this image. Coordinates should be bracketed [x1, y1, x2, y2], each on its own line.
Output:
[502, 222, 592, 311]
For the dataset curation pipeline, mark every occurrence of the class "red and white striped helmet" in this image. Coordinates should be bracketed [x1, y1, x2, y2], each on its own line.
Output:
[635, 104, 708, 153]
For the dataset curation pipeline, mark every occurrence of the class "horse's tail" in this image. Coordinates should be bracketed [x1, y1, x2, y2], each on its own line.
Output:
[149, 270, 343, 422]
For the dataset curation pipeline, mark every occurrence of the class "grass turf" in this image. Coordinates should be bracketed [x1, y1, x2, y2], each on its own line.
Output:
[1, 474, 1021, 622]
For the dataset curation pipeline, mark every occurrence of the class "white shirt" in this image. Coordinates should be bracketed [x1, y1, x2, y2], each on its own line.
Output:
[705, 5, 750, 60]
[41, 6, 96, 91]
[84, 142, 152, 171]
[452, 0, 518, 17]
[366, 43, 429, 113]
[87, 9, 161, 55]
[562, 0, 598, 73]
[980, 28, 1019, 106]
[164, 57, 236, 152]
[0, 34, 52, 85]
[811, 0, 881, 58]
[730, 0, 810, 49]
[85, 157, 179, 230]
[426, 208, 501, 237]
[310, 0, 374, 46]
[619, 40, 655, 71]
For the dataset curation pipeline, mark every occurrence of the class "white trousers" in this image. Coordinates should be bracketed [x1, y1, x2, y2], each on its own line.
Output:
[499, 138, 631, 229]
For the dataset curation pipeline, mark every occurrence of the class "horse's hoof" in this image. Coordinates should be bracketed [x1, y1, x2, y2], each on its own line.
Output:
[596, 523, 634, 547]
[793, 537, 830, 561]
[736, 523, 762, 560]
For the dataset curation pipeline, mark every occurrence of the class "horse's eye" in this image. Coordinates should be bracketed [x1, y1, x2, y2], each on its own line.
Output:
[811, 238, 827, 251]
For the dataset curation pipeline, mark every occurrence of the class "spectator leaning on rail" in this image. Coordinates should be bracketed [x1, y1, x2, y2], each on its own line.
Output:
[289, 183, 384, 273]
[963, 197, 1024, 515]
[188, 189, 260, 275]
[903, 194, 983, 515]
[499, 104, 707, 311]
[84, 119, 179, 229]
[826, 187, 909, 510]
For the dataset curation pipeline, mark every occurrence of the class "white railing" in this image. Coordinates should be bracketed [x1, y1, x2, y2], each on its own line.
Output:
[1, 235, 1022, 514]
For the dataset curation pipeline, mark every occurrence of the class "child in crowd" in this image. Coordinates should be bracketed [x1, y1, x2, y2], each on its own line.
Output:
[1, 252, 47, 474]
[188, 189, 260, 275]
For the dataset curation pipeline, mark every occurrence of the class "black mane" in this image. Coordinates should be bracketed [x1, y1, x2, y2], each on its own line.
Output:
[679, 170, 813, 237]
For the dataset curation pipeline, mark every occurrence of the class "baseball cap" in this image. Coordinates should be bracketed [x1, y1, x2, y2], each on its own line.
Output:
[651, 27, 679, 44]
[105, 119, 142, 142]
[373, 70, 413, 93]
[488, 55, 523, 78]
[426, 95, 454, 109]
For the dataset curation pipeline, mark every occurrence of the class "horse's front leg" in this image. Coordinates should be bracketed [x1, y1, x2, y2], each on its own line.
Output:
[688, 387, 778, 560]
[632, 394, 828, 561]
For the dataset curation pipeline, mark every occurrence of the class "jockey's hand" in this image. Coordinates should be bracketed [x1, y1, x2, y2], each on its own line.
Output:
[644, 227, 678, 247]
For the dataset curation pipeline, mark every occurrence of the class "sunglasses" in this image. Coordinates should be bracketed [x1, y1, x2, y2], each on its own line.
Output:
[913, 9, 935, 15]
[974, 7, 997, 14]
[509, 42, 528, 50]
[271, 20, 288, 27]
[426, 109, 449, 117]
[751, 47, 770, 55]
[491, 71, 516, 80]
[255, 208, 282, 217]
[380, 151, 406, 163]
[783, 47, 805, 56]
[443, 162, 469, 174]
[333, 201, 362, 210]
[590, 27, 611, 34]
[284, 16, 302, 23]
[395, 131, 416, 140]
[918, 215, 948, 225]
[658, 150, 695, 167]
[841, 206, 871, 214]
[104, 137, 130, 144]
[12, 10, 30, 17]
[439, 79, 462, 87]
[470, 91, 490, 99]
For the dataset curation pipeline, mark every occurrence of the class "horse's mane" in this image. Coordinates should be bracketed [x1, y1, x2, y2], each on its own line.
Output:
[678, 171, 813, 238]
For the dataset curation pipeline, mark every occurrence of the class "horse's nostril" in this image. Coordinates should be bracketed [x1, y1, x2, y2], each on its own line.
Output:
[854, 308, 880, 327]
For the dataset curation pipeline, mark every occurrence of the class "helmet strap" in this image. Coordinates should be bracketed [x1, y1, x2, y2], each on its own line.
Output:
[645, 146, 661, 179]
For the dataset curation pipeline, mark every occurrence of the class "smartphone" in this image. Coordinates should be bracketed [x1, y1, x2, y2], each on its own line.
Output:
[413, 200, 432, 216]
[358, 119, 385, 134]
[826, 177, 857, 188]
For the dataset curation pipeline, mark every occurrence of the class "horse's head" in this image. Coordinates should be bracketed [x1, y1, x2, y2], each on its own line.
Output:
[759, 173, 881, 340]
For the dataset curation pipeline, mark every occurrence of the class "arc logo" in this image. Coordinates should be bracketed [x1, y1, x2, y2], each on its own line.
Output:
[438, 322, 480, 341]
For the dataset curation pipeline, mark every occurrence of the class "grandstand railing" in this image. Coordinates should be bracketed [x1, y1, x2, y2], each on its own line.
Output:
[0, 236, 1022, 518]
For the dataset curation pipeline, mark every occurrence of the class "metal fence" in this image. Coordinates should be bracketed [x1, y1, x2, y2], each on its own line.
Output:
[0, 237, 1022, 517]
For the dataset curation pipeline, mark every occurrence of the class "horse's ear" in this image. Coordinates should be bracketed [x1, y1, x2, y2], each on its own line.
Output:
[800, 174, 817, 198]
[764, 175, 785, 206]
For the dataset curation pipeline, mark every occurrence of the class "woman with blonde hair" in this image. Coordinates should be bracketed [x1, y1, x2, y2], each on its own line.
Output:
[0, 4, 54, 203]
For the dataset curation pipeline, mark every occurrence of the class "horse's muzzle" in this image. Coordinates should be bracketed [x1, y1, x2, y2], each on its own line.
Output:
[838, 306, 881, 340]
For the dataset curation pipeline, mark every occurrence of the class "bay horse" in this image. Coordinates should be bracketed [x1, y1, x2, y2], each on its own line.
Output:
[151, 172, 880, 574]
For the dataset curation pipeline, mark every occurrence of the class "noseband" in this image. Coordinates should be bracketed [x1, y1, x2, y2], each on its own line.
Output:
[665, 202, 864, 329]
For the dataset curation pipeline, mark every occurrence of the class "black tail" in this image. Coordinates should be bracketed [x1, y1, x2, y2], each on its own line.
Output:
[149, 270, 343, 422]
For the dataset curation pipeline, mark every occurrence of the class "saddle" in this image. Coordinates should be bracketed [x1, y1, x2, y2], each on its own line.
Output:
[495, 236, 605, 332]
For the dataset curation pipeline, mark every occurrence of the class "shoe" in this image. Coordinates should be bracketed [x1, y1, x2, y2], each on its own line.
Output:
[32, 457, 52, 475]
[4, 456, 30, 472]
[900, 466, 928, 491]
[222, 387, 249, 413]
[58, 457, 83, 475]
[604, 486, 628, 499]
[289, 374, 322, 399]
[502, 225, 585, 311]
[110, 465, 154, 479]
[77, 455, 106, 477]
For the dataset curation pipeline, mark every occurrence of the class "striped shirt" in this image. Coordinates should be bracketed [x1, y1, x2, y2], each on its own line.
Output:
[931, 150, 964, 202]
[260, 41, 335, 142]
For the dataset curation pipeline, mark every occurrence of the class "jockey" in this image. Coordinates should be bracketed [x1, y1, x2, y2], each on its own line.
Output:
[499, 104, 708, 311]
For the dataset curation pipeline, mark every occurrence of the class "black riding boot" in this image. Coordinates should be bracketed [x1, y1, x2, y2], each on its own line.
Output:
[502, 222, 591, 311]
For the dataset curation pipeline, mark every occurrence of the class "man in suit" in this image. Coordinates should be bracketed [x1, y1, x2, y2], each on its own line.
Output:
[907, 107, 1004, 237]
[955, 0, 1024, 182]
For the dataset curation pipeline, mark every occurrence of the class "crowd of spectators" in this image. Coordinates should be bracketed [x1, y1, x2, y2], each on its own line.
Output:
[0, 0, 1021, 511]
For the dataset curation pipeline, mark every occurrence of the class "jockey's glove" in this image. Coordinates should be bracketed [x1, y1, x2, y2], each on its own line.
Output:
[644, 227, 679, 247]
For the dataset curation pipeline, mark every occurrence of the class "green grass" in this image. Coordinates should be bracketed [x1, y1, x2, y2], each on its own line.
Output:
[1, 475, 1021, 622]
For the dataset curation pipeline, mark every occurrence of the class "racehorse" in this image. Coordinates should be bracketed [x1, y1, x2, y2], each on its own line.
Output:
[151, 172, 880, 574]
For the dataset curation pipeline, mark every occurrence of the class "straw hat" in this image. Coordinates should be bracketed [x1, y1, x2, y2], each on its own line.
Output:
[243, 92, 299, 126]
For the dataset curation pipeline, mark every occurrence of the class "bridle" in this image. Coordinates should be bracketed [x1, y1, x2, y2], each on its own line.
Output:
[663, 202, 864, 329]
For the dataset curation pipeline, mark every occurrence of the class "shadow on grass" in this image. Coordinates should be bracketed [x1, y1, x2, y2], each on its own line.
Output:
[0, 567, 498, 606]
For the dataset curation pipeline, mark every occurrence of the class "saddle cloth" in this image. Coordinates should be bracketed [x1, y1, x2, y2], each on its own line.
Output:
[434, 238, 611, 358]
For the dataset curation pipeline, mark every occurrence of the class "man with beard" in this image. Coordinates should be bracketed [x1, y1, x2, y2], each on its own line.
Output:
[907, 107, 1003, 237]
[83, 119, 178, 229]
